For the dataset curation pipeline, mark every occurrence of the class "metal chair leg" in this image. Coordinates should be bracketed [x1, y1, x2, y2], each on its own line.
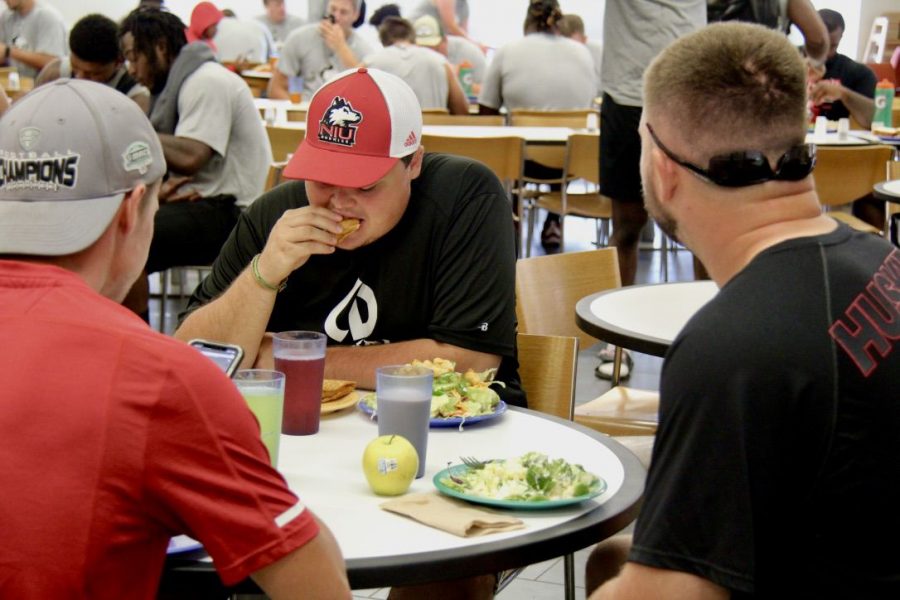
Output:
[564, 552, 576, 600]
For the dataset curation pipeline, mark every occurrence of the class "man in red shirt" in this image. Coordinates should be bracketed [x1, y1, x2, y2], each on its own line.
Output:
[0, 79, 349, 599]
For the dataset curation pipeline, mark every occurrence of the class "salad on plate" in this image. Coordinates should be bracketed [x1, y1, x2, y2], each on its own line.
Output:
[440, 452, 604, 502]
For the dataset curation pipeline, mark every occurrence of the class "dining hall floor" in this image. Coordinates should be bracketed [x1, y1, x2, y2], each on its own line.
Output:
[150, 211, 697, 600]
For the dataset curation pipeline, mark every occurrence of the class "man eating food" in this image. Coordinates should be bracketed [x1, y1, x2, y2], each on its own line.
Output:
[175, 68, 524, 409]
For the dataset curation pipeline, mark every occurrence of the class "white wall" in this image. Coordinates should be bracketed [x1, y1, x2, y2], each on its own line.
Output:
[39, 0, 891, 60]
[40, 0, 605, 49]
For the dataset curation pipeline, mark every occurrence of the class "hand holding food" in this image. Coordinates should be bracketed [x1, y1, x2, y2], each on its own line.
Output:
[258, 206, 344, 283]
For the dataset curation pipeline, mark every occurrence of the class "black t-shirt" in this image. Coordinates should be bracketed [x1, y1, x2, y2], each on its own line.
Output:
[820, 54, 877, 121]
[630, 224, 900, 597]
[185, 153, 525, 406]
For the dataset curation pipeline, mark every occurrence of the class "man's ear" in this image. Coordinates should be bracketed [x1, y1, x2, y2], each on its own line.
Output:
[651, 146, 681, 206]
[408, 146, 425, 180]
[116, 184, 147, 236]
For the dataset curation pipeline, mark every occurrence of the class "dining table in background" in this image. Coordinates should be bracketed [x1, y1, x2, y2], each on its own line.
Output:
[161, 406, 645, 594]
[576, 280, 719, 358]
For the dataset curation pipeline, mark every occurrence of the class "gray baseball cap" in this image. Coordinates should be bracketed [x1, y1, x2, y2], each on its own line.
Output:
[0, 78, 166, 256]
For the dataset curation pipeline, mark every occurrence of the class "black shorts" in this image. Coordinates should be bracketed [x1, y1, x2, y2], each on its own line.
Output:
[600, 93, 644, 202]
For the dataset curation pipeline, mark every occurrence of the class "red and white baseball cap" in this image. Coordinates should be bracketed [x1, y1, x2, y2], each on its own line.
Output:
[284, 68, 422, 188]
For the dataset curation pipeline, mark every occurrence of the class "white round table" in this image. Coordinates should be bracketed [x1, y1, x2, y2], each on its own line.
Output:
[162, 406, 645, 591]
[576, 281, 719, 357]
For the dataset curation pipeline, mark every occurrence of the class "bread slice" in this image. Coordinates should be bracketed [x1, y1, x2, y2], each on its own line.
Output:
[337, 218, 360, 243]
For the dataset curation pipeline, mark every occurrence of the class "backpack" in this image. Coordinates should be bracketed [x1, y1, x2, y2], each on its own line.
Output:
[707, 0, 786, 32]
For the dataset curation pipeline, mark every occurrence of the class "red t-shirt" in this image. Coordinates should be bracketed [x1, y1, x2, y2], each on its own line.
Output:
[0, 261, 319, 598]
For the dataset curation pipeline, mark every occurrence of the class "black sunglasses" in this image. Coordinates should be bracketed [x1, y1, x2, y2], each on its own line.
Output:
[645, 123, 816, 188]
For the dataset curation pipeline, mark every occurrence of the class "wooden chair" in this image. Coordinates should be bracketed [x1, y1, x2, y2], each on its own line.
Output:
[515, 248, 659, 436]
[421, 113, 506, 126]
[814, 145, 893, 234]
[517, 333, 578, 420]
[285, 109, 306, 122]
[266, 125, 305, 162]
[524, 132, 611, 256]
[508, 109, 596, 173]
[515, 332, 579, 599]
[887, 160, 900, 240]
[264, 161, 289, 192]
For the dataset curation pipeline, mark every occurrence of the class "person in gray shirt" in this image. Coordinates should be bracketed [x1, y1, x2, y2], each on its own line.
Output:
[558, 13, 602, 96]
[477, 0, 594, 113]
[255, 0, 305, 47]
[413, 14, 485, 89]
[365, 16, 467, 114]
[0, 0, 66, 79]
[269, 0, 374, 100]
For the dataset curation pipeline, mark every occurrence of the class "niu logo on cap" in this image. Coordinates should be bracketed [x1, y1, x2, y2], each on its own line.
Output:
[318, 97, 363, 147]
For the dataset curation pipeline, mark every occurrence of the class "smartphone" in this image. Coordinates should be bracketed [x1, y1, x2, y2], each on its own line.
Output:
[327, 14, 335, 23]
[189, 339, 244, 377]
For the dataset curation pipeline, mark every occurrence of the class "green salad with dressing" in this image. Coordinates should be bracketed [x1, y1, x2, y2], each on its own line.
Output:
[441, 452, 603, 501]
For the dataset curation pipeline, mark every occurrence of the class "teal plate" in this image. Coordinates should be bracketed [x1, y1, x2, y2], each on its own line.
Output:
[432, 464, 606, 510]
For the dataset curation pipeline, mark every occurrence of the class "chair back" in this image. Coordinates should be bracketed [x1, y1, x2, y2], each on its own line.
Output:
[814, 145, 893, 207]
[421, 134, 525, 189]
[508, 108, 598, 129]
[421, 107, 450, 115]
[509, 109, 596, 170]
[422, 114, 506, 126]
[266, 125, 305, 162]
[516, 333, 578, 421]
[286, 109, 307, 122]
[264, 161, 288, 191]
[565, 132, 601, 185]
[516, 247, 621, 350]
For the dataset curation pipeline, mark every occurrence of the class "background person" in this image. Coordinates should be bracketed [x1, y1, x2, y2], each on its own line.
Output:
[808, 8, 876, 129]
[0, 78, 349, 600]
[0, 0, 66, 78]
[255, 0, 305, 47]
[35, 13, 151, 113]
[557, 13, 602, 97]
[118, 8, 272, 319]
[586, 22, 900, 599]
[268, 0, 373, 100]
[478, 0, 596, 251]
[214, 9, 277, 66]
[413, 14, 485, 92]
[365, 16, 468, 115]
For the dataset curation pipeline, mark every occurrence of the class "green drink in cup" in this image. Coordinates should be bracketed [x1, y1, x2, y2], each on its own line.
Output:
[234, 370, 285, 466]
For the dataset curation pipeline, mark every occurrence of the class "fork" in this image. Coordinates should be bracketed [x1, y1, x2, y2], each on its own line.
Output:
[460, 456, 489, 470]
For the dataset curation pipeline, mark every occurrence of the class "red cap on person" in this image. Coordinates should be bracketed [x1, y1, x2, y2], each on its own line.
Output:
[186, 1, 223, 42]
[283, 68, 423, 188]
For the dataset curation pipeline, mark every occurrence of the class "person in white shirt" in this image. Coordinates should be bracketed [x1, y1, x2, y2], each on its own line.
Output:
[269, 0, 374, 100]
[0, 0, 66, 78]
[365, 16, 467, 114]
[255, 0, 305, 46]
[558, 13, 602, 96]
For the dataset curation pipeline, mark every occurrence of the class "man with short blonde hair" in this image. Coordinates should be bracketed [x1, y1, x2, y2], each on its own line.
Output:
[586, 22, 900, 599]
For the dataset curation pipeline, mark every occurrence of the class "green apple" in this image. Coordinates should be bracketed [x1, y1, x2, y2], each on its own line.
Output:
[362, 435, 419, 496]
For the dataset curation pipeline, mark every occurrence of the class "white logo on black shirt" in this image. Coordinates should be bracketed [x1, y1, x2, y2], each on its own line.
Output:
[324, 278, 377, 342]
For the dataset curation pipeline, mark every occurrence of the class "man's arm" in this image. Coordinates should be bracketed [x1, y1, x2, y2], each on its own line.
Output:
[787, 0, 828, 65]
[810, 80, 876, 128]
[0, 41, 59, 72]
[252, 515, 351, 600]
[591, 563, 729, 600]
[253, 336, 501, 388]
[268, 69, 291, 99]
[445, 63, 469, 115]
[174, 204, 345, 367]
[158, 134, 214, 175]
[319, 21, 362, 69]
[435, 0, 468, 38]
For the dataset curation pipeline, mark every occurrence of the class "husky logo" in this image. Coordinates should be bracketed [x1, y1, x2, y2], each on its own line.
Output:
[318, 97, 363, 147]
[324, 279, 378, 342]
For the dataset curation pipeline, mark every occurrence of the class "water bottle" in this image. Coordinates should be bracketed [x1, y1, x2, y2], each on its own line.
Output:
[873, 79, 894, 129]
[7, 71, 19, 91]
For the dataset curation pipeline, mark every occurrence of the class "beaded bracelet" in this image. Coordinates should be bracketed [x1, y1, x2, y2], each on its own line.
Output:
[251, 253, 286, 292]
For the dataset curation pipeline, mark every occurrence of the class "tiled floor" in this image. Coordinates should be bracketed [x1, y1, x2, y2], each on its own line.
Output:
[151, 210, 697, 599]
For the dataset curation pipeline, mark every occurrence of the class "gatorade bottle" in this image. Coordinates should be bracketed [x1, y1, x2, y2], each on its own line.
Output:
[458, 60, 474, 98]
[873, 79, 895, 129]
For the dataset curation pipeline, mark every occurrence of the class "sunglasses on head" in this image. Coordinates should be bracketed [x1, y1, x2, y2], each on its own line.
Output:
[645, 123, 816, 188]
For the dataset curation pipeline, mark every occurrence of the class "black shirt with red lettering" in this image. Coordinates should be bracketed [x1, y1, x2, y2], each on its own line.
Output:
[630, 223, 900, 596]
